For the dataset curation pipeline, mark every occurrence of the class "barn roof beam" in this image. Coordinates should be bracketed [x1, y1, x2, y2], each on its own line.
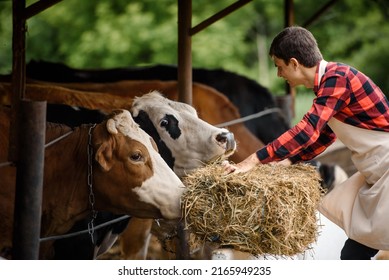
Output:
[302, 0, 340, 28]
[25, 0, 63, 19]
[190, 0, 253, 36]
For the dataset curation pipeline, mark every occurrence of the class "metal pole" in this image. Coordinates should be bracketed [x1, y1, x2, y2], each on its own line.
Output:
[12, 100, 47, 260]
[176, 0, 191, 259]
[177, 0, 192, 105]
[283, 0, 295, 120]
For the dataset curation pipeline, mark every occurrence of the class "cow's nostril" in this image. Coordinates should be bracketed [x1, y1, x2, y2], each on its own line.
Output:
[216, 132, 228, 143]
[216, 131, 236, 154]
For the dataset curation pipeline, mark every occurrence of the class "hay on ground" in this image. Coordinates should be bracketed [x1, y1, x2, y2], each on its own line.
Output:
[182, 162, 323, 257]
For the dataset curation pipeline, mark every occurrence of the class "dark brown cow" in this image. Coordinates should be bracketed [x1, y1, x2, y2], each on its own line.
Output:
[0, 106, 185, 259]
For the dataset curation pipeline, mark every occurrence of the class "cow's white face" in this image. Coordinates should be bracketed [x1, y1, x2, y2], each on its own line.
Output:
[131, 91, 236, 177]
[95, 110, 185, 220]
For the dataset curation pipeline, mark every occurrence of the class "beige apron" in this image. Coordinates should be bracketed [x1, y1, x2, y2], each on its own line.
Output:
[318, 118, 389, 249]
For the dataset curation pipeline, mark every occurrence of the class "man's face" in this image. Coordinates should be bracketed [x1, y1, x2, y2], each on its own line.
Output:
[272, 56, 300, 88]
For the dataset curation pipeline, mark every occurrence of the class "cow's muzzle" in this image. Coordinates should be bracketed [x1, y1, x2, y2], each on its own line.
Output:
[216, 131, 236, 155]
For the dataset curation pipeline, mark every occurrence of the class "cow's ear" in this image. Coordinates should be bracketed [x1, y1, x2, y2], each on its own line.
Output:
[95, 141, 114, 171]
[107, 119, 118, 134]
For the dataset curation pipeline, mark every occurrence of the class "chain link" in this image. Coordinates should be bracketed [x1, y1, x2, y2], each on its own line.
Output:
[87, 123, 97, 244]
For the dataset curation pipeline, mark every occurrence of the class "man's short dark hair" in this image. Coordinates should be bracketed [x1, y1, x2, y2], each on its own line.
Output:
[269, 26, 323, 67]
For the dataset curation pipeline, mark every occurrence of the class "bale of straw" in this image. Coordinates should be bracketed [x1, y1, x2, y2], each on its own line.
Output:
[182, 162, 323, 257]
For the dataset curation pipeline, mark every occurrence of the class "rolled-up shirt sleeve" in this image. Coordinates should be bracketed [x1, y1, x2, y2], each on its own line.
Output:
[256, 75, 347, 164]
[288, 125, 336, 163]
[256, 114, 336, 163]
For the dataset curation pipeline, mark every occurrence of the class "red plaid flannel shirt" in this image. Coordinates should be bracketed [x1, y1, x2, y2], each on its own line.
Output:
[257, 62, 389, 163]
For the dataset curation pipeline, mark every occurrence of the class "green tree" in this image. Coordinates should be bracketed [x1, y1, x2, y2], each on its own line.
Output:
[1, 0, 388, 96]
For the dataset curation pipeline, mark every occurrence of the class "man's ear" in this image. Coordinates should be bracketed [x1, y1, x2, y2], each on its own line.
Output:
[290, 58, 299, 70]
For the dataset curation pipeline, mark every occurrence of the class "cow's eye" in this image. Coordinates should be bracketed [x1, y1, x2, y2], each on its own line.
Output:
[160, 118, 169, 127]
[130, 152, 143, 162]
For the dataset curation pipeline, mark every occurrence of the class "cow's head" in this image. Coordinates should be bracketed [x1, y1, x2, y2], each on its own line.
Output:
[131, 91, 236, 177]
[92, 109, 185, 220]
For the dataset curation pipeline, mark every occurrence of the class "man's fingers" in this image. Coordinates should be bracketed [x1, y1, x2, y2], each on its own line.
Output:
[222, 161, 237, 174]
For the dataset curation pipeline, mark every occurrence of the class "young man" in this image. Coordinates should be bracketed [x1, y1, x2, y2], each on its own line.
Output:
[223, 26, 389, 260]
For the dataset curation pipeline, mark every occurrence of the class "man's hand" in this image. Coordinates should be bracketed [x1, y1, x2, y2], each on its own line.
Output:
[222, 153, 261, 174]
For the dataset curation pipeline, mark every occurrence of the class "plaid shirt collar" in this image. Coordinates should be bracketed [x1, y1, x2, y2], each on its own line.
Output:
[313, 60, 328, 94]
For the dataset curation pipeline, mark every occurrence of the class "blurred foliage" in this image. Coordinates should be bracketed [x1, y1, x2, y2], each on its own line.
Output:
[0, 0, 388, 96]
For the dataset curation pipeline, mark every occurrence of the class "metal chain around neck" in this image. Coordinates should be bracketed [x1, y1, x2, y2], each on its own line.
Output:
[87, 123, 97, 244]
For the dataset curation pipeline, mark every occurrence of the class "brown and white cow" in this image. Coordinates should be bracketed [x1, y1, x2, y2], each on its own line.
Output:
[48, 91, 237, 260]
[0, 107, 185, 259]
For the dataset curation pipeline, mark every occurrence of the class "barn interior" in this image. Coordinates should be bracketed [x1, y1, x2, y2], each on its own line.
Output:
[1, 0, 370, 260]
